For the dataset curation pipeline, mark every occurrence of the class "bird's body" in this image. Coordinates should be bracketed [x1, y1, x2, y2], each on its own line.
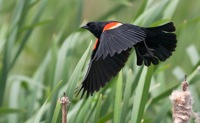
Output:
[79, 21, 177, 97]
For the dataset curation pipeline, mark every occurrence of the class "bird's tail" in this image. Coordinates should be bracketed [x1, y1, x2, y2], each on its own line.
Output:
[134, 22, 177, 66]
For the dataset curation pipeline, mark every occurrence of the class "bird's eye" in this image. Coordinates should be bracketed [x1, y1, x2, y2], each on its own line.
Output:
[87, 23, 92, 26]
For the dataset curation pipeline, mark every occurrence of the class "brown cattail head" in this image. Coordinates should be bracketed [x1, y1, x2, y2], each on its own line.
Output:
[170, 89, 192, 123]
[60, 92, 70, 105]
[169, 75, 192, 123]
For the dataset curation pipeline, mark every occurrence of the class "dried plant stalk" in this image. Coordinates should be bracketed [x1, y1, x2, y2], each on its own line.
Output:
[60, 92, 70, 123]
[170, 89, 192, 123]
[169, 75, 200, 123]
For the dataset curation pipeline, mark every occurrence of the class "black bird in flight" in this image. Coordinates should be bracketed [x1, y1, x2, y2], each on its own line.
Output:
[78, 21, 177, 97]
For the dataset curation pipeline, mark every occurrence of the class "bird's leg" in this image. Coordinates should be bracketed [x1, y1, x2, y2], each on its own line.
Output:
[143, 41, 155, 57]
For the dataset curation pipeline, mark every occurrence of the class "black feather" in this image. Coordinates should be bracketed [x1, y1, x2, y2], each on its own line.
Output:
[78, 48, 131, 97]
[134, 22, 177, 66]
[94, 24, 146, 60]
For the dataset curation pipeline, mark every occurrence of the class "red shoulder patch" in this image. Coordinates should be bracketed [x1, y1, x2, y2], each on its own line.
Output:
[93, 39, 99, 50]
[103, 22, 122, 32]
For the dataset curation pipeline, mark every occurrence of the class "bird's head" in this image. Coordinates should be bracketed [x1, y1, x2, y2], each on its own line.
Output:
[81, 21, 109, 39]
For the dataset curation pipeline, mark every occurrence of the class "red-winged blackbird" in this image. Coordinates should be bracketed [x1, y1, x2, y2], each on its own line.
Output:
[78, 21, 177, 97]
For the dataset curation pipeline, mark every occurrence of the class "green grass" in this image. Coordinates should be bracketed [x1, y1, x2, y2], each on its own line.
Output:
[0, 0, 200, 123]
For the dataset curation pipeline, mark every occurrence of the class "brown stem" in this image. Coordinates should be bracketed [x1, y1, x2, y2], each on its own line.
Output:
[182, 75, 188, 91]
[60, 92, 70, 123]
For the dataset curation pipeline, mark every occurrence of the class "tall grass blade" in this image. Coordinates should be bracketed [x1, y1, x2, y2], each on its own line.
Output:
[51, 100, 61, 123]
[121, 70, 133, 122]
[75, 98, 92, 123]
[0, 0, 27, 106]
[131, 66, 154, 123]
[33, 80, 62, 123]
[163, 0, 180, 19]
[113, 71, 123, 123]
[94, 94, 102, 123]
[0, 108, 25, 115]
[65, 41, 92, 99]
[9, 0, 48, 70]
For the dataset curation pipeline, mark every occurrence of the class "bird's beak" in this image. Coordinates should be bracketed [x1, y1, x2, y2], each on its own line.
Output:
[81, 25, 88, 29]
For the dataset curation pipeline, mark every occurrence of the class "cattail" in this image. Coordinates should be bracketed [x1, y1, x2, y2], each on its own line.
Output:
[169, 75, 200, 123]
[60, 92, 70, 123]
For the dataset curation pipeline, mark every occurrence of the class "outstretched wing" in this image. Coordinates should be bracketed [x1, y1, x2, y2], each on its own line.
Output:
[79, 48, 131, 97]
[94, 22, 147, 60]
[78, 22, 146, 97]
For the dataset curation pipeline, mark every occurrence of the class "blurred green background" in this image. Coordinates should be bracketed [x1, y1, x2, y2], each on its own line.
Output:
[0, 0, 200, 123]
